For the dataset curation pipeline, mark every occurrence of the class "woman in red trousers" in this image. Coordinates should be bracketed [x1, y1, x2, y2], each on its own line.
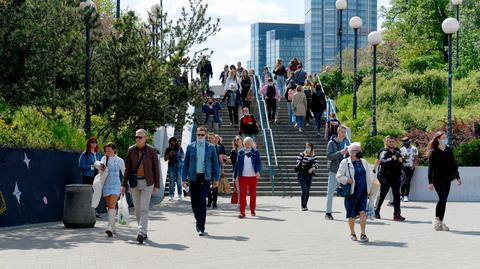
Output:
[233, 137, 262, 218]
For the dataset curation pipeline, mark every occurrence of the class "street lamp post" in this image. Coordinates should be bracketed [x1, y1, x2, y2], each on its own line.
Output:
[442, 17, 460, 146]
[150, 4, 162, 53]
[349, 16, 362, 120]
[79, 0, 98, 136]
[336, 0, 347, 73]
[368, 31, 382, 137]
[116, 0, 120, 19]
[451, 0, 462, 68]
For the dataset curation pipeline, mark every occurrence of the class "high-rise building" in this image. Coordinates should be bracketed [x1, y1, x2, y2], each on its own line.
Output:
[266, 28, 305, 72]
[250, 23, 305, 75]
[305, 0, 377, 74]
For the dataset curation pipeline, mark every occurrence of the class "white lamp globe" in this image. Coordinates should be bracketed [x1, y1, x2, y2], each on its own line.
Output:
[368, 31, 382, 45]
[151, 4, 161, 15]
[442, 18, 460, 34]
[451, 0, 463, 5]
[349, 16, 363, 29]
[336, 0, 347, 10]
[148, 14, 159, 25]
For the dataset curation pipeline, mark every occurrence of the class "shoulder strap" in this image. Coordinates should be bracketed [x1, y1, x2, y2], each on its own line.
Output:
[347, 162, 353, 179]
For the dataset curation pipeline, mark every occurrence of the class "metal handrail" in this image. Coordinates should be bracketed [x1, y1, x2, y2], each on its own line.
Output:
[260, 94, 278, 166]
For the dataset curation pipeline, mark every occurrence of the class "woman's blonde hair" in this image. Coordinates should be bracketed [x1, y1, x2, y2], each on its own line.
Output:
[232, 135, 243, 149]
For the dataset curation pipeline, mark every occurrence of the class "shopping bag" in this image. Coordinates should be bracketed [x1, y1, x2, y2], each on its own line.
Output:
[117, 194, 130, 225]
[230, 182, 238, 204]
[218, 175, 232, 194]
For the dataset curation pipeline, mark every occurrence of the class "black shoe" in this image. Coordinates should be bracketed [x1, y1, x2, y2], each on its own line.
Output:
[393, 213, 406, 221]
[105, 230, 112, 237]
[374, 210, 381, 219]
[136, 234, 144, 244]
[325, 213, 334, 220]
[302, 207, 308, 211]
[95, 212, 101, 218]
[207, 201, 212, 207]
[212, 202, 217, 208]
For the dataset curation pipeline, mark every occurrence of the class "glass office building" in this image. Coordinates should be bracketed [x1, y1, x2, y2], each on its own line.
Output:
[305, 0, 377, 74]
[266, 28, 305, 71]
[250, 23, 305, 75]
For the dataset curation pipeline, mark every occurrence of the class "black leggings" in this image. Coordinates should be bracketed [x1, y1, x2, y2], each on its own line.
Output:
[228, 106, 239, 124]
[434, 180, 451, 221]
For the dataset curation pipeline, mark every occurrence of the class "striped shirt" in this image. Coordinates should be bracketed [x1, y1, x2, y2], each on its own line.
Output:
[296, 153, 319, 172]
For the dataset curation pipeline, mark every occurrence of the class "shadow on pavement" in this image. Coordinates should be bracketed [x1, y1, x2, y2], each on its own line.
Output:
[332, 219, 390, 226]
[205, 233, 249, 241]
[251, 215, 286, 222]
[362, 240, 408, 248]
[400, 205, 428, 210]
[450, 230, 480, 236]
[308, 210, 343, 214]
[123, 238, 189, 250]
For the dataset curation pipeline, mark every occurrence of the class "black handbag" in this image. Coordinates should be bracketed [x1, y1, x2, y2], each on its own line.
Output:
[128, 147, 146, 188]
[336, 162, 352, 197]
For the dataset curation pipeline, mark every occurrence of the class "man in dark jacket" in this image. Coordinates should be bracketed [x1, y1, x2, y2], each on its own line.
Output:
[197, 56, 213, 92]
[310, 84, 327, 136]
[375, 136, 406, 221]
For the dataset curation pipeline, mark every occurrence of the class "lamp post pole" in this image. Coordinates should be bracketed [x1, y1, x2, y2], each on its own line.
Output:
[336, 0, 347, 73]
[160, 0, 163, 60]
[442, 18, 460, 146]
[368, 31, 382, 137]
[451, 0, 462, 68]
[116, 0, 120, 19]
[349, 16, 362, 120]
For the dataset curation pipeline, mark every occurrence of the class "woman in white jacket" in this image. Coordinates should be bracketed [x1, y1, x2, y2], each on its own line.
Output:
[336, 142, 373, 242]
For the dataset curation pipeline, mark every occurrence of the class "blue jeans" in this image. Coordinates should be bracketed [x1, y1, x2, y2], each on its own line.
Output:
[287, 102, 295, 124]
[276, 75, 285, 96]
[313, 112, 323, 132]
[168, 163, 182, 197]
[298, 172, 312, 208]
[296, 116, 304, 129]
[189, 174, 209, 232]
[326, 172, 337, 214]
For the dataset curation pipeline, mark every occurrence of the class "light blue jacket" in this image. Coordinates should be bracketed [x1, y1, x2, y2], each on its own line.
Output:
[182, 141, 221, 182]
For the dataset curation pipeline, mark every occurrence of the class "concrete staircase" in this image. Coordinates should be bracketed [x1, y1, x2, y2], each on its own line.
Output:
[269, 99, 329, 196]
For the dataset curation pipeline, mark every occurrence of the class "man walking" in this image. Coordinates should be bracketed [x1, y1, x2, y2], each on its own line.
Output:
[375, 136, 406, 221]
[182, 126, 221, 236]
[325, 125, 350, 220]
[400, 137, 419, 202]
[121, 129, 160, 244]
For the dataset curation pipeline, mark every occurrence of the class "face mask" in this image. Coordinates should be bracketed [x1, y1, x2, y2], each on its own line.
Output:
[403, 142, 411, 147]
[305, 147, 311, 153]
[441, 140, 448, 146]
[355, 152, 363, 159]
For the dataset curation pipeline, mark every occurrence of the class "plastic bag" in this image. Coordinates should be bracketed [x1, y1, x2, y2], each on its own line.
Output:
[117, 194, 129, 225]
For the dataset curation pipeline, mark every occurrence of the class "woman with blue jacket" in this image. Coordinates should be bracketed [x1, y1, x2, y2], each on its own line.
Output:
[234, 137, 261, 218]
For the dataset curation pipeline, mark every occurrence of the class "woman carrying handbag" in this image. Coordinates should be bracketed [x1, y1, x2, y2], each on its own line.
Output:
[336, 142, 373, 242]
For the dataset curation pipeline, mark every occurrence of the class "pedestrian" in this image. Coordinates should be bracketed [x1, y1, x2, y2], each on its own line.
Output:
[164, 137, 184, 201]
[336, 142, 373, 242]
[325, 112, 341, 140]
[295, 142, 319, 211]
[284, 81, 297, 125]
[400, 137, 419, 202]
[288, 57, 300, 72]
[261, 66, 273, 86]
[79, 137, 102, 185]
[427, 131, 461, 231]
[273, 58, 287, 96]
[236, 61, 245, 75]
[310, 84, 327, 136]
[202, 96, 221, 133]
[182, 126, 221, 236]
[375, 136, 406, 221]
[303, 79, 314, 126]
[260, 78, 280, 123]
[325, 125, 350, 220]
[292, 85, 307, 132]
[233, 137, 261, 218]
[219, 64, 229, 88]
[197, 56, 213, 93]
[229, 135, 244, 193]
[224, 69, 241, 92]
[221, 83, 242, 126]
[206, 133, 221, 208]
[239, 107, 259, 140]
[101, 142, 125, 237]
[294, 64, 306, 86]
[240, 69, 252, 108]
[249, 69, 261, 94]
[121, 129, 160, 244]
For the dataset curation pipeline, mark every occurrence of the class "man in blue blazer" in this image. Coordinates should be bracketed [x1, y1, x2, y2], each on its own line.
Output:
[182, 126, 221, 236]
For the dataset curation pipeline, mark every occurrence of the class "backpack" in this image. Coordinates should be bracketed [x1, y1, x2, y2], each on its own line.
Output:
[287, 89, 296, 101]
[266, 85, 276, 99]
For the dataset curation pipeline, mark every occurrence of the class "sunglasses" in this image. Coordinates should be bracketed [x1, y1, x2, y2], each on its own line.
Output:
[90, 141, 97, 144]
[235, 138, 241, 141]
[135, 136, 145, 140]
[196, 133, 206, 137]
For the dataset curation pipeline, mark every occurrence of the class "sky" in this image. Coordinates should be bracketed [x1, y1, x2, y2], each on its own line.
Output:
[122, 0, 391, 85]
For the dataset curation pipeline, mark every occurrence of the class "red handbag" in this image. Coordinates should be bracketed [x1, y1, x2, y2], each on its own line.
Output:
[230, 183, 238, 204]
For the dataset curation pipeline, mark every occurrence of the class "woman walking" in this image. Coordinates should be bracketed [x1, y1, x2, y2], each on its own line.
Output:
[234, 137, 262, 218]
[240, 69, 252, 108]
[224, 69, 241, 92]
[79, 137, 102, 185]
[292, 85, 307, 132]
[336, 142, 373, 242]
[428, 131, 461, 231]
[229, 135, 244, 195]
[273, 58, 287, 96]
[101, 143, 125, 237]
[261, 67, 273, 86]
[303, 79, 314, 126]
[221, 83, 242, 126]
[295, 143, 319, 211]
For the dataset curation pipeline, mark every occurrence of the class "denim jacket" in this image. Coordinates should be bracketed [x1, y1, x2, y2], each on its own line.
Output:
[78, 151, 102, 177]
[182, 141, 221, 182]
[202, 102, 221, 123]
[234, 148, 262, 178]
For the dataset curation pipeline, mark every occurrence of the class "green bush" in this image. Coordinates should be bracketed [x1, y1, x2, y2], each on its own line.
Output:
[396, 70, 447, 104]
[452, 71, 480, 108]
[359, 135, 384, 158]
[453, 139, 480, 166]
[403, 54, 445, 73]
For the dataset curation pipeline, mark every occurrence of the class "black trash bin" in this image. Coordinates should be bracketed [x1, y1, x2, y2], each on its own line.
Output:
[63, 184, 96, 228]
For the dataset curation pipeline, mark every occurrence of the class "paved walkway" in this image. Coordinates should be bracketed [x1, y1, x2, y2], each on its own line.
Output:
[0, 196, 479, 269]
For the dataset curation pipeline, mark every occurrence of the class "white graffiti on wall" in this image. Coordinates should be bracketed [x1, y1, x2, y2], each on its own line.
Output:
[23, 153, 31, 169]
[12, 182, 22, 204]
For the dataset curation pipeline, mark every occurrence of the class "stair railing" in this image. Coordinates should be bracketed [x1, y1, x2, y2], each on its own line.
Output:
[252, 76, 278, 193]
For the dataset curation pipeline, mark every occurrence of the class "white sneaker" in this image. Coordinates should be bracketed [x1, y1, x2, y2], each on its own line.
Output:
[433, 219, 442, 231]
[168, 196, 173, 201]
[403, 196, 409, 202]
[178, 196, 183, 201]
[299, 128, 303, 132]
[441, 222, 450, 231]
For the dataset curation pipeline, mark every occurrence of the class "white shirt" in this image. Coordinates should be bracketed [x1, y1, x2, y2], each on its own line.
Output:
[242, 154, 256, 177]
